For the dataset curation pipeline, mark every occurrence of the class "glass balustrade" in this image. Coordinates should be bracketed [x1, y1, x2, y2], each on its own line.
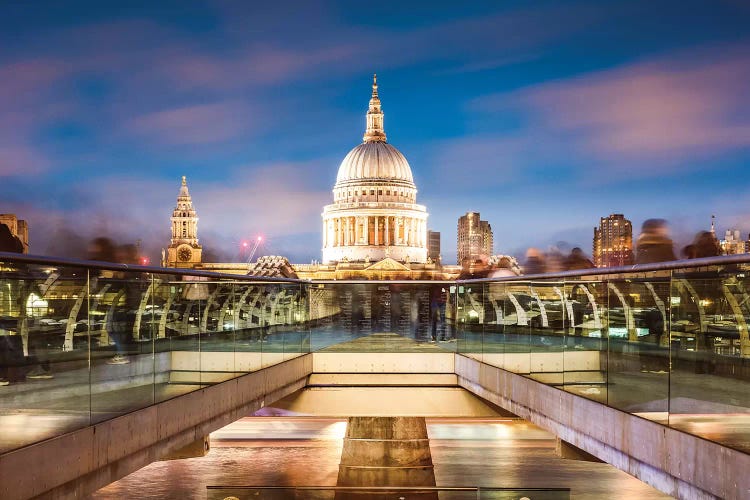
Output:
[0, 257, 309, 452]
[457, 259, 750, 453]
[308, 281, 457, 353]
[3, 252, 750, 457]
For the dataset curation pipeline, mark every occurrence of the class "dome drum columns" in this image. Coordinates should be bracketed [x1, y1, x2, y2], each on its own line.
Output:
[322, 214, 427, 264]
[324, 215, 426, 248]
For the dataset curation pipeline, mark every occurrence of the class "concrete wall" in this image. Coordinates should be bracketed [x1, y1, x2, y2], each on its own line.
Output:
[0, 354, 312, 500]
[171, 351, 306, 374]
[459, 350, 600, 376]
[313, 352, 454, 373]
[455, 354, 750, 500]
[4, 349, 746, 499]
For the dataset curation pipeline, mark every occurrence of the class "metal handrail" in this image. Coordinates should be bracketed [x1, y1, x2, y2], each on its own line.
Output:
[0, 251, 306, 284]
[459, 253, 750, 284]
[3, 251, 750, 285]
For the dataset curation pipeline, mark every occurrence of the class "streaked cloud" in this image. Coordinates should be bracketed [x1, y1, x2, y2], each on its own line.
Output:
[1, 161, 331, 262]
[0, 146, 49, 177]
[126, 101, 252, 145]
[472, 43, 750, 177]
[0, 58, 71, 176]
[1, 1, 749, 261]
[426, 135, 528, 190]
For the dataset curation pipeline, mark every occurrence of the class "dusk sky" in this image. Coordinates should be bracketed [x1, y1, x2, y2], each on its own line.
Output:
[1, 0, 749, 264]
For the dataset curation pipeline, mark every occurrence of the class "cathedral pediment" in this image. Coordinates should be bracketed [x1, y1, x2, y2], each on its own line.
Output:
[365, 257, 410, 271]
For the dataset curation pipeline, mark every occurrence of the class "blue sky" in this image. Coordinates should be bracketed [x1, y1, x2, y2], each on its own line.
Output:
[1, 0, 749, 263]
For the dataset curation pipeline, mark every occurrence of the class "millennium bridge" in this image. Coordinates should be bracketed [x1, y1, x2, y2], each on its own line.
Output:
[1, 251, 749, 499]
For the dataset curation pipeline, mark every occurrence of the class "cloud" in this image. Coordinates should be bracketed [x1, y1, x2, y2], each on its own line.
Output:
[129, 3, 611, 92]
[196, 162, 331, 248]
[0, 3, 615, 176]
[0, 59, 68, 107]
[379, 3, 609, 64]
[149, 43, 362, 93]
[0, 146, 48, 177]
[425, 135, 528, 191]
[435, 53, 541, 75]
[0, 58, 72, 177]
[125, 101, 252, 145]
[472, 43, 750, 176]
[7, 161, 331, 262]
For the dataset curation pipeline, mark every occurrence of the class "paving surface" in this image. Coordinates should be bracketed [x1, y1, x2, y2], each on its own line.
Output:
[92, 417, 672, 499]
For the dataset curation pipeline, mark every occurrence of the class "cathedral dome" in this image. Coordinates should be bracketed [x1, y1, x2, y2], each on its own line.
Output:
[322, 74, 428, 266]
[335, 141, 414, 185]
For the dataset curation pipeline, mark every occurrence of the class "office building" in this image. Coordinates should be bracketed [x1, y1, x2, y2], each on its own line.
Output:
[427, 230, 441, 263]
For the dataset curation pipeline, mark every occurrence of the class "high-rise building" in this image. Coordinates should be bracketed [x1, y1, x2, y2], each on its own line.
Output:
[166, 176, 202, 267]
[593, 213, 633, 268]
[457, 212, 493, 267]
[427, 230, 441, 262]
[0, 214, 29, 253]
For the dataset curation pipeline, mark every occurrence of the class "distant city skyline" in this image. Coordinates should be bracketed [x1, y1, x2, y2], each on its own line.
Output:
[1, 1, 749, 264]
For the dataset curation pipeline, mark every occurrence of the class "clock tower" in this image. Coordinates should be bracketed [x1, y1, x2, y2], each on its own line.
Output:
[167, 176, 202, 268]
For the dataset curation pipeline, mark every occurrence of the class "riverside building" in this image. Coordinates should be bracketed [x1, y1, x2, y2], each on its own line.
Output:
[593, 213, 633, 268]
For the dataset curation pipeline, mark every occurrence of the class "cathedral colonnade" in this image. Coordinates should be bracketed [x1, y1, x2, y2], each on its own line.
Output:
[323, 215, 427, 248]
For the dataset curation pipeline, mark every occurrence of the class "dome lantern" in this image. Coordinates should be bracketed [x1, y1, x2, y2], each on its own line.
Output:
[363, 73, 386, 143]
[336, 75, 414, 186]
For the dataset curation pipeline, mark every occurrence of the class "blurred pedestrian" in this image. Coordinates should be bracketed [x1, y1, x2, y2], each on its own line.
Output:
[523, 248, 546, 275]
[116, 244, 139, 265]
[430, 286, 448, 342]
[545, 246, 566, 273]
[683, 231, 720, 259]
[565, 247, 594, 270]
[87, 238, 139, 365]
[635, 219, 676, 264]
[0, 224, 24, 253]
[487, 256, 521, 278]
[87, 237, 117, 263]
[0, 225, 24, 385]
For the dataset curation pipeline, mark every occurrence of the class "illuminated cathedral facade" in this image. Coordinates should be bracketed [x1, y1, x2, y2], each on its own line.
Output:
[164, 76, 458, 280]
[321, 75, 428, 265]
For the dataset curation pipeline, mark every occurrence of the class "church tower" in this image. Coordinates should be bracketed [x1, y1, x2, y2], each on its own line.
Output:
[167, 176, 202, 267]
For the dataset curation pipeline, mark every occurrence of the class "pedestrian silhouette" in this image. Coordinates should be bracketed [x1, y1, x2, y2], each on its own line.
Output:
[635, 219, 676, 264]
